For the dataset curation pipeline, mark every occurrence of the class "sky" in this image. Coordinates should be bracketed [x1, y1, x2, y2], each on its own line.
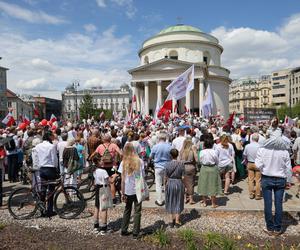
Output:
[0, 0, 300, 99]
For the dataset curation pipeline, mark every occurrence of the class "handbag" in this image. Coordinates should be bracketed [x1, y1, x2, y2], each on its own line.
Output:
[135, 165, 149, 203]
[99, 186, 113, 211]
[67, 149, 80, 174]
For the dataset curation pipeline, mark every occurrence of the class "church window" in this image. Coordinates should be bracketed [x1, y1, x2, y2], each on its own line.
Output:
[144, 56, 149, 64]
[203, 51, 211, 65]
[169, 50, 178, 60]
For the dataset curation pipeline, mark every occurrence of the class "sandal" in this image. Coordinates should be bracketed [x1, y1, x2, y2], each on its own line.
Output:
[189, 201, 196, 205]
[201, 203, 207, 207]
[212, 204, 219, 208]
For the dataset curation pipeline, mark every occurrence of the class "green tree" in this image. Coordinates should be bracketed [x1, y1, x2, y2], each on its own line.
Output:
[79, 93, 94, 119]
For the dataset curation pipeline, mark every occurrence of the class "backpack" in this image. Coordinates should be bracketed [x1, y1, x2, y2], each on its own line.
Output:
[5, 136, 16, 152]
[102, 144, 113, 165]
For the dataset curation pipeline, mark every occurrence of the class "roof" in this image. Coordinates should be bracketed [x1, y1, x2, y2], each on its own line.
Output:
[157, 24, 202, 35]
[6, 89, 17, 98]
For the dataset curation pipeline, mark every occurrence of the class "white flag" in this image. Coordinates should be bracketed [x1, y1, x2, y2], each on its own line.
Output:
[154, 97, 161, 120]
[166, 65, 194, 100]
[201, 84, 213, 118]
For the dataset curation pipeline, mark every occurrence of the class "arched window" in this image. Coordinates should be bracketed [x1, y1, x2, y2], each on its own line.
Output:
[169, 50, 178, 60]
[144, 56, 149, 64]
[203, 51, 211, 65]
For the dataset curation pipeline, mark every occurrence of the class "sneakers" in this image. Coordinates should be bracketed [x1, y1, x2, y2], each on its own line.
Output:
[155, 200, 165, 206]
[98, 230, 107, 236]
[249, 194, 255, 199]
[121, 231, 131, 236]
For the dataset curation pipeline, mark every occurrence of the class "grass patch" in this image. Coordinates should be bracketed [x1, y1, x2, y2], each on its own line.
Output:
[178, 228, 198, 250]
[203, 232, 237, 250]
[143, 228, 170, 248]
[0, 223, 6, 230]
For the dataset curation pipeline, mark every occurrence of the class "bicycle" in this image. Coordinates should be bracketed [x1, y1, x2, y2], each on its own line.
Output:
[144, 159, 155, 189]
[77, 167, 96, 201]
[8, 170, 86, 220]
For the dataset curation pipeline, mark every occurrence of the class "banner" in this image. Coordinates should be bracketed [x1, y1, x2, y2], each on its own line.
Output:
[166, 65, 194, 100]
[244, 108, 276, 123]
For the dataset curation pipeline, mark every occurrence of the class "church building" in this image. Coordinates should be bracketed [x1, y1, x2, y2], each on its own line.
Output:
[128, 24, 231, 117]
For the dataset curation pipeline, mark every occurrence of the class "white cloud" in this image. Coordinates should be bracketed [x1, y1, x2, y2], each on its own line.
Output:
[31, 58, 58, 73]
[16, 78, 53, 91]
[211, 13, 300, 78]
[84, 23, 97, 33]
[0, 25, 134, 99]
[0, 1, 66, 24]
[95, 0, 137, 19]
[96, 0, 106, 8]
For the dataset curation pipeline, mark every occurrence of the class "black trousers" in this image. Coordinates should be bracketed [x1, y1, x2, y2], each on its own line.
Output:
[39, 167, 58, 214]
[7, 154, 18, 182]
[121, 194, 142, 236]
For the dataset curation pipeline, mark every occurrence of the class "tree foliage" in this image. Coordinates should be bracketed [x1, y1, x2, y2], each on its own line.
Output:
[79, 93, 113, 120]
[277, 102, 300, 121]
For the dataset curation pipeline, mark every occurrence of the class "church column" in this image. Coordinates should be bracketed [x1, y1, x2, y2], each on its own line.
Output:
[131, 82, 138, 112]
[186, 91, 191, 113]
[199, 78, 204, 116]
[157, 80, 162, 105]
[144, 81, 149, 115]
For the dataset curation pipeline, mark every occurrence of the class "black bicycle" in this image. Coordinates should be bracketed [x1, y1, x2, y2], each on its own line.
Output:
[8, 171, 86, 220]
[144, 160, 155, 189]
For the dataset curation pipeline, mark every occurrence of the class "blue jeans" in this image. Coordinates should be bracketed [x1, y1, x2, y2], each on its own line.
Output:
[261, 175, 286, 232]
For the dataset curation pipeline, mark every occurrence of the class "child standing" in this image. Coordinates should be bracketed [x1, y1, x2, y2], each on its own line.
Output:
[93, 153, 113, 235]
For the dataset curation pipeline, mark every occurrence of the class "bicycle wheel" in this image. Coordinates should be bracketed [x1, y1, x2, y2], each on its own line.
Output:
[54, 186, 85, 219]
[145, 169, 155, 189]
[77, 177, 96, 201]
[8, 187, 38, 219]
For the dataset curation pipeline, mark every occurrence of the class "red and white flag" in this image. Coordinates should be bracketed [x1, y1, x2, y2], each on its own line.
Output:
[166, 65, 194, 100]
[33, 103, 39, 117]
[284, 116, 295, 127]
[23, 114, 30, 125]
[2, 112, 15, 127]
[50, 114, 57, 123]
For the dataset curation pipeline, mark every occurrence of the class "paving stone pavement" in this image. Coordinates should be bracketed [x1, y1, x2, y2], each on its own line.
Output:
[2, 175, 300, 212]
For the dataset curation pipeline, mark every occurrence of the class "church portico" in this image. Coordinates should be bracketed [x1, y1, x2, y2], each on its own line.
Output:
[128, 24, 231, 117]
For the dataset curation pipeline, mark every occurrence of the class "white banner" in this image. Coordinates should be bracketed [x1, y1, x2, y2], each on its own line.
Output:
[166, 65, 194, 100]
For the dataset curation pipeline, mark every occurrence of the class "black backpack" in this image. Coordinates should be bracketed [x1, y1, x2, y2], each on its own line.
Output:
[5, 136, 16, 151]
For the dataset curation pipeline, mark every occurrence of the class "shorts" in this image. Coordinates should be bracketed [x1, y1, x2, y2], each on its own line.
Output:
[94, 184, 109, 208]
[219, 165, 233, 174]
[105, 167, 117, 177]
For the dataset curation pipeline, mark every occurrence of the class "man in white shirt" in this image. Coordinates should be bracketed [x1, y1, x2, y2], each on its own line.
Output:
[243, 133, 261, 200]
[172, 127, 186, 152]
[32, 130, 58, 217]
[255, 136, 292, 236]
[56, 133, 68, 175]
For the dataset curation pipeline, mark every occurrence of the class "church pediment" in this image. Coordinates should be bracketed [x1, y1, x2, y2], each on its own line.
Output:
[128, 58, 206, 73]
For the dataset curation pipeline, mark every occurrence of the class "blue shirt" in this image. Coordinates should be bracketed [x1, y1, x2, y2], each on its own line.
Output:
[150, 142, 172, 168]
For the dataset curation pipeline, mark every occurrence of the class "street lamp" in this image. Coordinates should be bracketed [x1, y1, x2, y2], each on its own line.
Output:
[72, 80, 80, 121]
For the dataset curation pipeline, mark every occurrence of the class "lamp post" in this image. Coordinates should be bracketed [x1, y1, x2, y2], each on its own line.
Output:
[72, 80, 80, 121]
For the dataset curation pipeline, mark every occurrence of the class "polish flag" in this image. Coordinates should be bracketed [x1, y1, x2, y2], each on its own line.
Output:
[33, 103, 39, 117]
[2, 112, 15, 127]
[23, 114, 30, 125]
[50, 114, 57, 123]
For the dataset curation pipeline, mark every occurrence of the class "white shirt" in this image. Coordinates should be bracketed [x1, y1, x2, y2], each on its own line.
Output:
[172, 136, 186, 151]
[255, 148, 292, 179]
[32, 141, 58, 168]
[118, 159, 144, 195]
[93, 168, 109, 185]
[199, 149, 219, 166]
[57, 141, 68, 163]
[215, 143, 235, 168]
[243, 142, 260, 162]
[250, 134, 266, 145]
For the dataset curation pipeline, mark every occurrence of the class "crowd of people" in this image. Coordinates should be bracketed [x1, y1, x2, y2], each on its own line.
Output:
[0, 114, 299, 238]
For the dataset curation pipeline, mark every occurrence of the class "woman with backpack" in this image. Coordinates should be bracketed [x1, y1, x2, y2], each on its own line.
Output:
[95, 134, 122, 204]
